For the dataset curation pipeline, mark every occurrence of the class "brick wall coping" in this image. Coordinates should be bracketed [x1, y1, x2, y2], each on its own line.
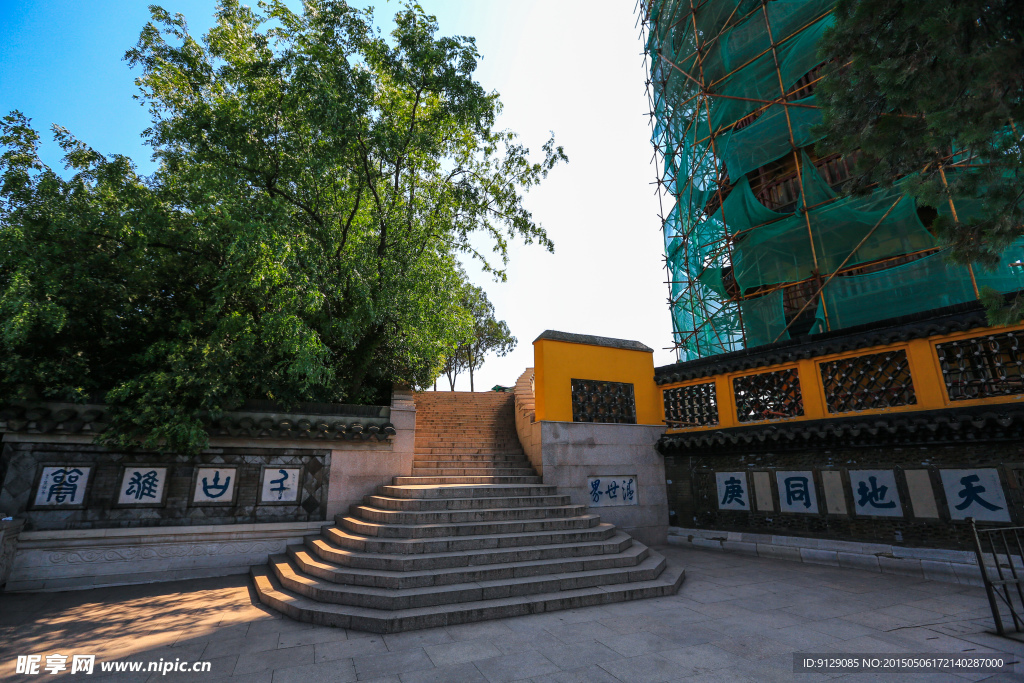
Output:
[534, 330, 653, 353]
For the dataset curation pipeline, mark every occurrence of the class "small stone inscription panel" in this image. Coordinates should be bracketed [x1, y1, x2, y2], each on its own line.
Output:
[117, 467, 168, 506]
[776, 470, 818, 514]
[260, 467, 302, 504]
[940, 468, 1010, 522]
[716, 472, 750, 510]
[587, 476, 639, 507]
[849, 469, 902, 518]
[33, 466, 91, 508]
[193, 467, 238, 505]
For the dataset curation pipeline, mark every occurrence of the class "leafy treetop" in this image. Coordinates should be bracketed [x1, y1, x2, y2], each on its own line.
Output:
[0, 0, 565, 453]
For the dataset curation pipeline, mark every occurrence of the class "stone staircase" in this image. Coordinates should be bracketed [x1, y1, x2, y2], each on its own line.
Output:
[251, 391, 682, 633]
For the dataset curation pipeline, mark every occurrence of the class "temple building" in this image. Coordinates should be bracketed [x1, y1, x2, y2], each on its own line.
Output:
[642, 0, 1024, 564]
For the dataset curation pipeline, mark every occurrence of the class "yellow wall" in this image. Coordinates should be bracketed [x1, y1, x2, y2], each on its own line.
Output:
[662, 321, 1024, 433]
[534, 338, 663, 425]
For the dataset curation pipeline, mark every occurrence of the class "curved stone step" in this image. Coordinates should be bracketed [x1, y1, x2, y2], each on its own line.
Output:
[289, 539, 650, 589]
[305, 530, 635, 572]
[362, 493, 572, 512]
[379, 484, 558, 499]
[392, 475, 542, 485]
[251, 554, 685, 633]
[270, 551, 667, 609]
[337, 513, 601, 539]
[351, 504, 588, 525]
[321, 522, 618, 554]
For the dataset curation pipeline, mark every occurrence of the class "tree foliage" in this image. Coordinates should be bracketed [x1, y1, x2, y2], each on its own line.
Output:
[815, 0, 1024, 275]
[440, 281, 515, 391]
[0, 0, 564, 453]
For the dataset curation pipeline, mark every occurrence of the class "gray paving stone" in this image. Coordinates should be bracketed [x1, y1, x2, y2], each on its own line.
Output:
[423, 639, 502, 666]
[492, 629, 555, 655]
[203, 632, 281, 659]
[233, 644, 315, 676]
[269, 659, 357, 683]
[597, 630, 679, 657]
[277, 626, 349, 649]
[597, 653, 682, 683]
[536, 639, 623, 670]
[353, 648, 435, 680]
[444, 621, 515, 642]
[659, 642, 750, 673]
[529, 664, 624, 683]
[544, 621, 621, 645]
[643, 623, 721, 648]
[383, 628, 453, 653]
[314, 635, 387, 663]
[710, 633, 795, 661]
[398, 661, 488, 683]
[472, 650, 560, 683]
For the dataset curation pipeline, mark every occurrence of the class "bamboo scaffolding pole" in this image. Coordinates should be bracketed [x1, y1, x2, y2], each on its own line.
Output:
[770, 195, 905, 343]
[760, 0, 831, 333]
[688, 0, 747, 349]
[938, 164, 981, 299]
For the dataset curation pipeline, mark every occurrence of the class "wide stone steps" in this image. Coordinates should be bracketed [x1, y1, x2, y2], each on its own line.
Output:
[413, 447, 525, 455]
[410, 467, 535, 477]
[362, 493, 572, 511]
[304, 530, 636, 572]
[269, 551, 668, 609]
[322, 521, 617, 554]
[252, 560, 684, 633]
[351, 504, 588, 525]
[290, 536, 650, 588]
[378, 483, 559, 499]
[392, 475, 541, 485]
[251, 389, 683, 633]
[411, 454, 528, 463]
[337, 513, 601, 539]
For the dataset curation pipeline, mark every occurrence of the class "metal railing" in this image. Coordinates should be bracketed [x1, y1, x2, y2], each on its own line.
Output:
[970, 518, 1024, 636]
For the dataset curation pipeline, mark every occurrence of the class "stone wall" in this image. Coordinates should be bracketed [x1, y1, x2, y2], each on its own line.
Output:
[513, 368, 543, 476]
[0, 518, 24, 589]
[0, 443, 330, 530]
[325, 385, 417, 519]
[5, 520, 322, 592]
[540, 421, 668, 546]
[665, 442, 1024, 551]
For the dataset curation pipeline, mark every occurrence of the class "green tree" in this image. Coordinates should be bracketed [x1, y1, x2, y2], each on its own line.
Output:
[814, 0, 1024, 316]
[0, 0, 564, 453]
[439, 281, 515, 391]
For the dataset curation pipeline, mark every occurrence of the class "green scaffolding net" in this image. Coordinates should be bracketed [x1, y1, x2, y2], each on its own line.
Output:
[642, 0, 1023, 361]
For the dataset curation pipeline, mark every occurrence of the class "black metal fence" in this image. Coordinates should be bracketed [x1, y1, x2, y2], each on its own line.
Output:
[970, 518, 1024, 636]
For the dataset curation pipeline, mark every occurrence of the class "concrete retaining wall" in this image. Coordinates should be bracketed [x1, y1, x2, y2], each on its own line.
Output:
[542, 422, 668, 547]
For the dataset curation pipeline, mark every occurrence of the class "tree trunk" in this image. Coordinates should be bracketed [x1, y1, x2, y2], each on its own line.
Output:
[469, 352, 474, 392]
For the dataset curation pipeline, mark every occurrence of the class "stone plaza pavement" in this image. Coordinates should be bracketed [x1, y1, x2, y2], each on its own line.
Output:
[2, 546, 1023, 683]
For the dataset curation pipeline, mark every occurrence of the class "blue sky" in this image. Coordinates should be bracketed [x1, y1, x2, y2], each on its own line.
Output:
[0, 0, 675, 390]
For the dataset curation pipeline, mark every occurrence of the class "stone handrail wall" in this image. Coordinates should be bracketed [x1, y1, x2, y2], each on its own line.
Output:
[513, 368, 542, 476]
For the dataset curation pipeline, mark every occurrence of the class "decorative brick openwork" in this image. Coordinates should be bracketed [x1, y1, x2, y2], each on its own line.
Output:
[571, 379, 637, 424]
[937, 332, 1024, 401]
[819, 350, 917, 413]
[663, 382, 718, 428]
[733, 368, 803, 423]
